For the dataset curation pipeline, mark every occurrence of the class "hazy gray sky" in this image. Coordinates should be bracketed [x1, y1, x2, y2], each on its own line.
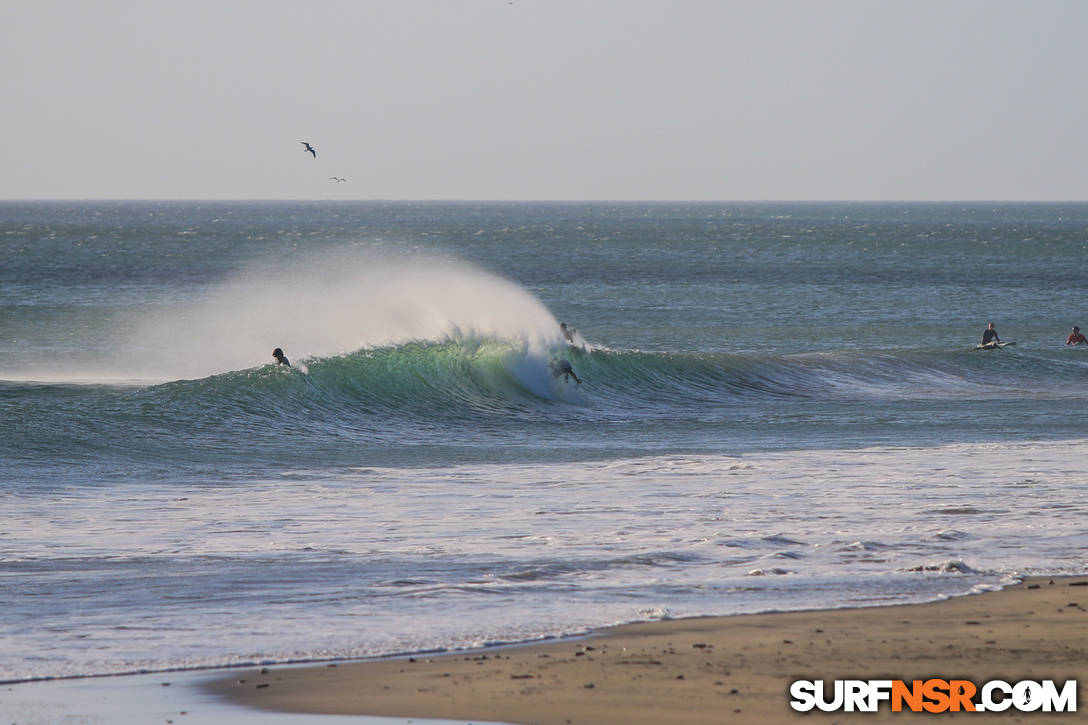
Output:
[4, 0, 1086, 200]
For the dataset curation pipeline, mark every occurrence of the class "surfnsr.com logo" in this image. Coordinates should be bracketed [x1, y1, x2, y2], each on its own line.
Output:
[790, 679, 1077, 713]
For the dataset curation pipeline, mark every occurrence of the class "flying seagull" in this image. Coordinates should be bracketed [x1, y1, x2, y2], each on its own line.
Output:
[329, 176, 347, 183]
[301, 141, 316, 158]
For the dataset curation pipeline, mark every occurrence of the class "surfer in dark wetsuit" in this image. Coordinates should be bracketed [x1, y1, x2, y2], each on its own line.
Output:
[551, 358, 582, 384]
[272, 347, 291, 367]
[980, 322, 1000, 349]
[559, 322, 576, 343]
[1066, 326, 1088, 345]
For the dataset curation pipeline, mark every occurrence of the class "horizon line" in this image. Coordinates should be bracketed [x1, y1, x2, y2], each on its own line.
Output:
[3, 198, 1088, 204]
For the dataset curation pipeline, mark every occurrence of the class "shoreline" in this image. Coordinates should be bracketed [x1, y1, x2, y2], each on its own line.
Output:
[0, 576, 1006, 688]
[206, 576, 1088, 724]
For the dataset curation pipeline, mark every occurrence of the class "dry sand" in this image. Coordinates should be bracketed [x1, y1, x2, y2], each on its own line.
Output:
[207, 577, 1088, 723]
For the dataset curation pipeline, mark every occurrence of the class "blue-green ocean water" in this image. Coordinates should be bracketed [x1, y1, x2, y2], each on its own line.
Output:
[1, 202, 1086, 682]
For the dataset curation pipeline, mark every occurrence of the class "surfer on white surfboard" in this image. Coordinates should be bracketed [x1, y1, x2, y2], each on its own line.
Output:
[976, 322, 1013, 350]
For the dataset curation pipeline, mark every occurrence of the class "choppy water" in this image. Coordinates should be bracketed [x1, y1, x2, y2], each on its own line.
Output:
[2, 201, 1086, 682]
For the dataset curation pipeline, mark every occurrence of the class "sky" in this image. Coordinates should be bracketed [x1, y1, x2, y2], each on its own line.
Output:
[3, 0, 1087, 201]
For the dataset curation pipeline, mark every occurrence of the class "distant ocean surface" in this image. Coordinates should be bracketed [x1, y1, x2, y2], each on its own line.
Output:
[2, 201, 1086, 682]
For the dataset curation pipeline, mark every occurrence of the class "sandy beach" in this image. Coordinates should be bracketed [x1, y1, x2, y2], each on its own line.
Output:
[207, 576, 1087, 724]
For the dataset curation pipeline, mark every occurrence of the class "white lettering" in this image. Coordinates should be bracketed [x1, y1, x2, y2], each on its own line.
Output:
[844, 680, 868, 712]
[816, 680, 845, 712]
[981, 680, 1013, 712]
[868, 680, 893, 711]
[1040, 680, 1077, 712]
[791, 678, 1077, 714]
[1013, 680, 1043, 711]
[789, 680, 817, 712]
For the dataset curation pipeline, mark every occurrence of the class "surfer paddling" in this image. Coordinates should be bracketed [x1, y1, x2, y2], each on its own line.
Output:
[1066, 326, 1088, 345]
[272, 347, 291, 367]
[551, 358, 582, 384]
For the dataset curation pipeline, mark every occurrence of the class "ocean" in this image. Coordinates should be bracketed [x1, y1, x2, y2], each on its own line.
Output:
[2, 201, 1086, 684]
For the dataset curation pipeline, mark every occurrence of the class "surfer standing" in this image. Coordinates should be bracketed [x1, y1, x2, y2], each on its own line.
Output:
[551, 358, 582, 384]
[272, 347, 291, 367]
[1067, 326, 1088, 345]
[559, 322, 576, 343]
[980, 322, 1001, 349]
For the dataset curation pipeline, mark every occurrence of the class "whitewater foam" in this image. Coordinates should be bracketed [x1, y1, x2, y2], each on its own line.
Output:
[4, 439, 1087, 681]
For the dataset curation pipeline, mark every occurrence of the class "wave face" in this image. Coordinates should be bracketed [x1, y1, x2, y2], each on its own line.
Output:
[6, 336, 1085, 485]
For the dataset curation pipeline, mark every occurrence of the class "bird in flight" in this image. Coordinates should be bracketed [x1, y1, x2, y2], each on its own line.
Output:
[301, 141, 316, 158]
[329, 176, 347, 183]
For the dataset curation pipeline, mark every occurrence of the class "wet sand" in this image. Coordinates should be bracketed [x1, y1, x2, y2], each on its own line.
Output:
[207, 577, 1088, 724]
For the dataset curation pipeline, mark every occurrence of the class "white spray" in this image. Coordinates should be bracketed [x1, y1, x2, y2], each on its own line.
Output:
[112, 250, 567, 383]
